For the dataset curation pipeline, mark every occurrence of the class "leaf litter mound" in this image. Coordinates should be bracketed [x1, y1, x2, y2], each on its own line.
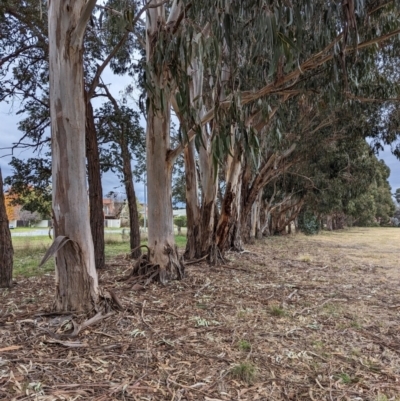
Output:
[1, 228, 400, 400]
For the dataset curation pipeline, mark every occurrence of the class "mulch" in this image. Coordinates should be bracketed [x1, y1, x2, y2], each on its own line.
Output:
[1, 235, 400, 400]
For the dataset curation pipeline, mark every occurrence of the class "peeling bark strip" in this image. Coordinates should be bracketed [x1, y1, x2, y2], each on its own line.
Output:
[48, 0, 99, 312]
[0, 169, 13, 288]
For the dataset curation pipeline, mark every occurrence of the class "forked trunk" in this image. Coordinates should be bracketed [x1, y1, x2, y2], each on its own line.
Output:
[49, 0, 99, 312]
[0, 169, 13, 288]
[85, 96, 105, 270]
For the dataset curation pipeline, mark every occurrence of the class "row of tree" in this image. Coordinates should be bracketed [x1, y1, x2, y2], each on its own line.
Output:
[0, 0, 399, 312]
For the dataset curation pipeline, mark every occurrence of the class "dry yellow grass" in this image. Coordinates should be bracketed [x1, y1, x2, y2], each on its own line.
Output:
[292, 227, 400, 278]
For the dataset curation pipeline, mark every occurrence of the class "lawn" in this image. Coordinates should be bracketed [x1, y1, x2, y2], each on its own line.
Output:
[1, 227, 400, 400]
[11, 232, 188, 277]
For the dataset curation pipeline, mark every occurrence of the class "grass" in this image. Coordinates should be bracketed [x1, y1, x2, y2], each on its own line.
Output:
[309, 227, 399, 268]
[10, 227, 49, 232]
[298, 253, 313, 262]
[11, 233, 188, 278]
[238, 340, 251, 351]
[336, 372, 360, 385]
[230, 362, 256, 384]
[269, 305, 286, 317]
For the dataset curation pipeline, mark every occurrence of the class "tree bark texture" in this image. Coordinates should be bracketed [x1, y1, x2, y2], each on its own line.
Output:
[120, 129, 141, 259]
[146, 104, 184, 282]
[214, 147, 243, 257]
[183, 56, 206, 260]
[143, 0, 184, 282]
[184, 141, 202, 259]
[197, 141, 218, 257]
[85, 96, 105, 270]
[48, 0, 99, 312]
[0, 169, 13, 288]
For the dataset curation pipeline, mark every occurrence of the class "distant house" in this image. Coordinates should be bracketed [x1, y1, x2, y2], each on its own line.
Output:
[102, 198, 124, 228]
[103, 198, 116, 218]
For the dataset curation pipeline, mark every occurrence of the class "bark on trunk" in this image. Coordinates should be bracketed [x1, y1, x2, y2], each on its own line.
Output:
[249, 192, 262, 240]
[214, 148, 243, 258]
[120, 130, 141, 259]
[138, 0, 184, 283]
[85, 96, 105, 270]
[198, 147, 218, 258]
[184, 141, 202, 259]
[146, 105, 184, 282]
[49, 0, 99, 312]
[0, 169, 13, 288]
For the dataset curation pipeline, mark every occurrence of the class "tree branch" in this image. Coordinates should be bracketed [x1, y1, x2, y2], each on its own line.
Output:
[72, 0, 98, 49]
[87, 31, 129, 101]
[167, 26, 400, 164]
[0, 45, 37, 68]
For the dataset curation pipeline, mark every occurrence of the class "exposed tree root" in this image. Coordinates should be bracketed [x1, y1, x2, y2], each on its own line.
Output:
[38, 287, 124, 341]
[40, 311, 116, 340]
[183, 254, 209, 266]
[129, 244, 185, 285]
[208, 244, 227, 266]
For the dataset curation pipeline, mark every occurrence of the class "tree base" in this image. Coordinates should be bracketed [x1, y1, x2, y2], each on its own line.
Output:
[207, 244, 227, 266]
[130, 245, 185, 285]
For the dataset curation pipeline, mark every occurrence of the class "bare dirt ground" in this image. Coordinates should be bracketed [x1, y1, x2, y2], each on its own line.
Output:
[1, 227, 400, 401]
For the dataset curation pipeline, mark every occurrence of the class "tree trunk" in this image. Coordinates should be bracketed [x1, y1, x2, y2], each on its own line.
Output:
[146, 105, 184, 282]
[85, 96, 105, 270]
[184, 141, 202, 259]
[49, 0, 99, 312]
[249, 192, 262, 240]
[214, 147, 243, 258]
[131, 0, 184, 283]
[198, 145, 218, 258]
[0, 169, 13, 288]
[120, 130, 141, 259]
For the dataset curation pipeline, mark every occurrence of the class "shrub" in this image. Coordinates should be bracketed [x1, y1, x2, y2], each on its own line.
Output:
[298, 211, 320, 235]
[173, 215, 187, 234]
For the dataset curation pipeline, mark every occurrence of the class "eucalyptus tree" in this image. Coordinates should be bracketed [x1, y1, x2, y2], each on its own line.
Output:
[167, 0, 400, 262]
[46, 0, 106, 312]
[301, 144, 395, 229]
[45, 0, 150, 310]
[0, 169, 13, 288]
[134, 0, 400, 276]
[1, 0, 146, 271]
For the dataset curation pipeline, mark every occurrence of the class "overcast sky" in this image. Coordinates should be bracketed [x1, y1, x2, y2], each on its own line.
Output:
[1, 69, 399, 203]
[0, 68, 149, 203]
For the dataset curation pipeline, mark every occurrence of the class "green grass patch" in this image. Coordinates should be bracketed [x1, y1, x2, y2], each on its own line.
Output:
[336, 372, 359, 385]
[12, 233, 188, 278]
[175, 235, 187, 248]
[269, 305, 286, 317]
[230, 362, 256, 384]
[238, 340, 251, 351]
[11, 227, 47, 232]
